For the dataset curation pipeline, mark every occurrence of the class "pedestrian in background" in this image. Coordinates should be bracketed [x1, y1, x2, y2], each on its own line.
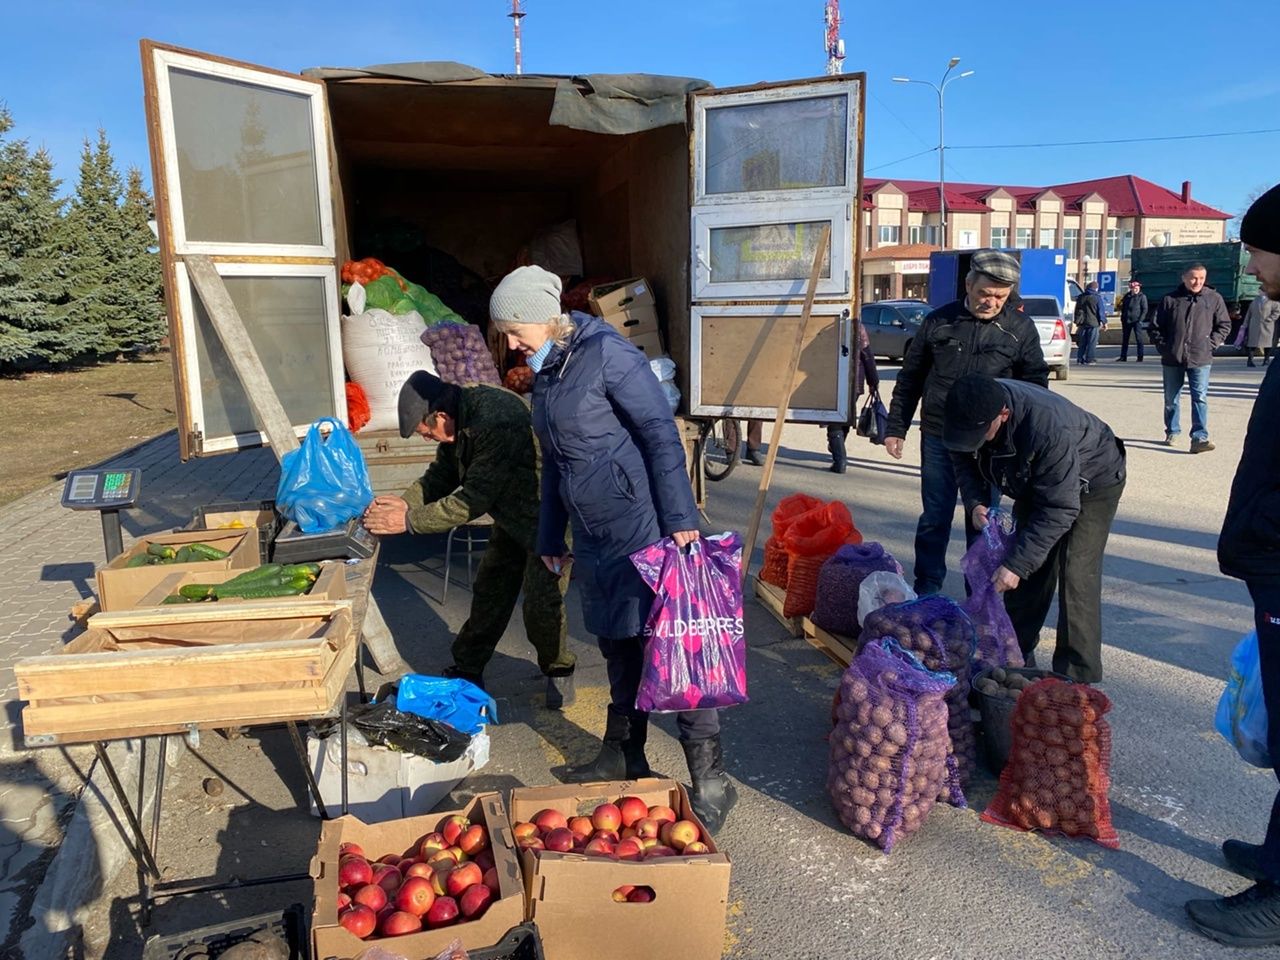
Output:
[1073, 280, 1105, 364]
[1148, 262, 1232, 453]
[491, 265, 738, 833]
[827, 320, 880, 473]
[1191, 181, 1280, 946]
[742, 419, 765, 466]
[885, 248, 1049, 596]
[1117, 279, 1149, 362]
[1244, 291, 1280, 368]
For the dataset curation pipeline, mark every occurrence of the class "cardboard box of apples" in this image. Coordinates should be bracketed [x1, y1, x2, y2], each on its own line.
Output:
[509, 778, 731, 960]
[309, 792, 525, 959]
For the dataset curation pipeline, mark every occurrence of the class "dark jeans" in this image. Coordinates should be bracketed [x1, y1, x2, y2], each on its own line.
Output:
[1162, 364, 1211, 441]
[597, 634, 719, 741]
[914, 433, 982, 595]
[1247, 581, 1280, 882]
[1076, 324, 1099, 364]
[1119, 321, 1145, 361]
[1005, 477, 1125, 683]
[827, 424, 850, 469]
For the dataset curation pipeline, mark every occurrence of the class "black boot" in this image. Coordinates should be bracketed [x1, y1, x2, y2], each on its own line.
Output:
[681, 736, 738, 835]
[1187, 881, 1280, 947]
[562, 705, 651, 782]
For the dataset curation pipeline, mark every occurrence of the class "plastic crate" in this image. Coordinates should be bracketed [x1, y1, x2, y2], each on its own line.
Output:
[471, 924, 544, 960]
[973, 666, 1072, 774]
[188, 499, 281, 564]
[141, 904, 306, 960]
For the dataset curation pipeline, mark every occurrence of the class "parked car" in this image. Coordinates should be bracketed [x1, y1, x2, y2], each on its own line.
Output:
[1018, 294, 1070, 381]
[861, 299, 931, 361]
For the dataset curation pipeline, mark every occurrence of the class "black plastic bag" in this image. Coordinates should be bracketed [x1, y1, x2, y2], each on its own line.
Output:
[345, 699, 472, 763]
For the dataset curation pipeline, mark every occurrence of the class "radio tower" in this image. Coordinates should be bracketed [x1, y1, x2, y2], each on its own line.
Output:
[509, 0, 527, 75]
[824, 0, 845, 75]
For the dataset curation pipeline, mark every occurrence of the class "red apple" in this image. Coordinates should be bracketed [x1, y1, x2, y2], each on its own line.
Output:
[619, 826, 639, 841]
[352, 883, 387, 912]
[429, 866, 451, 897]
[396, 876, 436, 917]
[426, 895, 460, 928]
[635, 817, 661, 840]
[567, 816, 595, 841]
[428, 848, 459, 867]
[658, 822, 674, 846]
[482, 866, 500, 894]
[380, 910, 422, 937]
[458, 824, 489, 856]
[532, 808, 568, 833]
[639, 836, 659, 851]
[512, 821, 539, 840]
[592, 802, 622, 833]
[648, 805, 677, 825]
[617, 796, 650, 828]
[439, 815, 471, 847]
[338, 903, 376, 939]
[612, 884, 635, 903]
[372, 864, 402, 894]
[377, 854, 401, 866]
[667, 820, 700, 852]
[615, 837, 644, 861]
[418, 832, 448, 858]
[628, 886, 655, 903]
[646, 844, 678, 858]
[405, 861, 434, 880]
[517, 836, 544, 851]
[584, 837, 615, 857]
[682, 841, 711, 855]
[472, 849, 496, 873]
[396, 857, 417, 873]
[591, 829, 619, 845]
[446, 845, 469, 863]
[338, 857, 373, 888]
[460, 882, 494, 919]
[336, 891, 352, 912]
[446, 861, 483, 898]
[543, 827, 575, 852]
[339, 841, 365, 859]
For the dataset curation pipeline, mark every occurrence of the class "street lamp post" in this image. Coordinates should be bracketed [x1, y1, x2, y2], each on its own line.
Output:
[892, 58, 974, 249]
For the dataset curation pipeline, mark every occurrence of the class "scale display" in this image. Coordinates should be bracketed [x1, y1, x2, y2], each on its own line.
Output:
[60, 468, 142, 510]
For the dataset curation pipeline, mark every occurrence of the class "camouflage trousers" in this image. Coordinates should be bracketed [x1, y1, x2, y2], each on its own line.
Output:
[452, 522, 575, 676]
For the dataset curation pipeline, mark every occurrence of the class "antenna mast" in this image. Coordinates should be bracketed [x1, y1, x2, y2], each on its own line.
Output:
[824, 0, 845, 75]
[509, 0, 527, 75]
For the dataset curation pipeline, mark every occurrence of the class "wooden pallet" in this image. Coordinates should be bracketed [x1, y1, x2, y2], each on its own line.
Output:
[802, 618, 858, 667]
[752, 577, 804, 637]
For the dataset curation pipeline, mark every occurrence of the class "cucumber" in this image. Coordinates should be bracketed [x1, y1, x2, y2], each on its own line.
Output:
[146, 543, 177, 559]
[285, 575, 314, 593]
[126, 553, 152, 568]
[179, 583, 217, 600]
[282, 563, 322, 581]
[221, 563, 284, 587]
[174, 545, 199, 564]
[186, 542, 229, 560]
[162, 594, 195, 604]
[221, 583, 308, 600]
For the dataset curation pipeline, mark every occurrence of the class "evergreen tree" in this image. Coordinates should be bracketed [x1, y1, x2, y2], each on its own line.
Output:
[119, 166, 166, 350]
[0, 108, 37, 364]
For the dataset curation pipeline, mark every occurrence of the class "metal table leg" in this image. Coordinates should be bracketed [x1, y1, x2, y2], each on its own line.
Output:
[93, 741, 161, 881]
[340, 693, 349, 816]
[139, 736, 168, 925]
[286, 721, 329, 820]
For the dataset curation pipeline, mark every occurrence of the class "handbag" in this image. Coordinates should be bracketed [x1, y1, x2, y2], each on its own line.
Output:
[855, 390, 889, 445]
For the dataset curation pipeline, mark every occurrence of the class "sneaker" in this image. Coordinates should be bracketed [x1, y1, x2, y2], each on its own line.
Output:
[1186, 881, 1280, 947]
[1115, 357, 1128, 362]
[1191, 438, 1216, 454]
[1163, 433, 1177, 446]
[743, 449, 764, 466]
[1224, 840, 1268, 883]
[545, 671, 575, 710]
[442, 665, 485, 690]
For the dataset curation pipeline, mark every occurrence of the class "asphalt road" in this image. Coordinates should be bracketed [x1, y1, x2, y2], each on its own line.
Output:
[95, 343, 1276, 959]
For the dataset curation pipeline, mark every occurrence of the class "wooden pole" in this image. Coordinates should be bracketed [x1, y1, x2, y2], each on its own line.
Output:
[740, 224, 832, 589]
[185, 255, 408, 675]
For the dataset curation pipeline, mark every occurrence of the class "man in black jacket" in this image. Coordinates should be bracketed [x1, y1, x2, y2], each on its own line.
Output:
[1073, 280, 1106, 365]
[886, 249, 1050, 595]
[943, 375, 1125, 682]
[1149, 262, 1232, 453]
[1117, 279, 1149, 362]
[1189, 182, 1280, 946]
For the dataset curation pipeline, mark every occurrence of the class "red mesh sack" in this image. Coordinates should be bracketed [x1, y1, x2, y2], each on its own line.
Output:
[782, 502, 859, 618]
[862, 596, 978, 795]
[771, 493, 823, 541]
[345, 381, 371, 433]
[761, 536, 790, 588]
[981, 678, 1117, 848]
[828, 639, 959, 852]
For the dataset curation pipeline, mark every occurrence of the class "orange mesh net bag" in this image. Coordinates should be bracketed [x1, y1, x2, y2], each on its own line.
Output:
[345, 381, 371, 433]
[782, 501, 861, 618]
[981, 678, 1118, 848]
[760, 494, 822, 589]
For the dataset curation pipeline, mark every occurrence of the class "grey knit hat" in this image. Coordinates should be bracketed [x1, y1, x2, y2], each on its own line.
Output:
[490, 265, 563, 325]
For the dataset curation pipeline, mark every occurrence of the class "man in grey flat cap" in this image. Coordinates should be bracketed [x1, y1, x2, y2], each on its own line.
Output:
[885, 248, 1050, 595]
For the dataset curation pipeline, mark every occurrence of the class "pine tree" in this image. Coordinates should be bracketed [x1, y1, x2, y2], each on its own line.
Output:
[0, 107, 37, 364]
[119, 166, 166, 350]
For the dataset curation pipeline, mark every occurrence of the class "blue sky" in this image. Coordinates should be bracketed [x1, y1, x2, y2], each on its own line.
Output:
[3, 0, 1278, 220]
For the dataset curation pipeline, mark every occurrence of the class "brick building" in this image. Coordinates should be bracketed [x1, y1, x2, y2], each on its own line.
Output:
[859, 174, 1231, 302]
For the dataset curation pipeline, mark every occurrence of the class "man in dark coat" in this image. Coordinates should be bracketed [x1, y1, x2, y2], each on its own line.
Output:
[1073, 280, 1106, 365]
[1117, 279, 1149, 362]
[1148, 262, 1232, 453]
[362, 371, 576, 707]
[1189, 182, 1280, 946]
[885, 248, 1051, 595]
[943, 374, 1126, 682]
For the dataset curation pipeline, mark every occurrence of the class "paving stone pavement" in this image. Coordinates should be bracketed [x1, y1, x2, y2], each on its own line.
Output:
[0, 431, 278, 955]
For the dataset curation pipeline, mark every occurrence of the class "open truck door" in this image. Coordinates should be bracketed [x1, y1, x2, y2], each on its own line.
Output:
[141, 41, 346, 459]
[687, 75, 865, 423]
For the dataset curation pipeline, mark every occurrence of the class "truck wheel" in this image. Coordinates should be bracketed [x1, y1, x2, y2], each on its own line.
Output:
[1055, 364, 1069, 381]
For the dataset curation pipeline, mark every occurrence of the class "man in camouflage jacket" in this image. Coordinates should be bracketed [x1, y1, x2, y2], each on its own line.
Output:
[362, 371, 575, 707]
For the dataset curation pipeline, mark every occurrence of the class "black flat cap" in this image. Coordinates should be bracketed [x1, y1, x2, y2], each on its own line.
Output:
[970, 248, 1021, 285]
[943, 374, 1008, 452]
[397, 370, 448, 439]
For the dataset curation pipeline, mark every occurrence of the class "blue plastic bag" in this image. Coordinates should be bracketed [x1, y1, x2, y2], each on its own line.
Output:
[276, 417, 374, 534]
[1216, 630, 1272, 768]
[396, 675, 498, 737]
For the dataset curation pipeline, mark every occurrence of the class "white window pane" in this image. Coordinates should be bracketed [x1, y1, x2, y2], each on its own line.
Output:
[709, 221, 832, 282]
[168, 67, 323, 245]
[192, 276, 336, 437]
[705, 95, 847, 194]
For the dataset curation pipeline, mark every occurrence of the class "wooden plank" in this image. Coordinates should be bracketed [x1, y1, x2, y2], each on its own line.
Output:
[741, 224, 831, 589]
[752, 577, 803, 638]
[802, 618, 856, 668]
[699, 312, 841, 409]
[89, 599, 348, 629]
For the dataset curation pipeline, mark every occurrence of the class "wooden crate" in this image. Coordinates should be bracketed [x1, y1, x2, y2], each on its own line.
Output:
[15, 600, 354, 746]
[752, 576, 804, 637]
[133, 562, 347, 609]
[803, 618, 857, 667]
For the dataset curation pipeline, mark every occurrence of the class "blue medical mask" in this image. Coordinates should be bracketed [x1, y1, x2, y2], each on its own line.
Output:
[526, 338, 555, 373]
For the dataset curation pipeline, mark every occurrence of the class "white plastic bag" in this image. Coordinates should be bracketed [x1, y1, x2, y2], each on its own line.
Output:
[341, 281, 436, 432]
[856, 571, 917, 628]
[649, 354, 680, 413]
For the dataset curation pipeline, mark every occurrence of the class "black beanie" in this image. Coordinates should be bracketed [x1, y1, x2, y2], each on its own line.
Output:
[1241, 183, 1280, 255]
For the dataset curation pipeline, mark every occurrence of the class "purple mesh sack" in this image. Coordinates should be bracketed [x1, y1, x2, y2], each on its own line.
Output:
[861, 596, 978, 792]
[420, 322, 502, 386]
[810, 542, 903, 638]
[828, 639, 960, 852]
[960, 509, 1025, 669]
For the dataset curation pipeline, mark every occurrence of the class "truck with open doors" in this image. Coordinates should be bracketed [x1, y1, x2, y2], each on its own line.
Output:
[140, 43, 866, 500]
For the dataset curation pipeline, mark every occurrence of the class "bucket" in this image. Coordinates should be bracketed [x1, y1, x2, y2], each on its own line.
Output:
[973, 666, 1071, 773]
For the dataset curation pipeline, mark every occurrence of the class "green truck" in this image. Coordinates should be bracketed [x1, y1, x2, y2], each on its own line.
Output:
[1130, 241, 1261, 339]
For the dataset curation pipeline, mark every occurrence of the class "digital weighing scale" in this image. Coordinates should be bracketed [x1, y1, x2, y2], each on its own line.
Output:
[61, 467, 142, 561]
[272, 516, 378, 564]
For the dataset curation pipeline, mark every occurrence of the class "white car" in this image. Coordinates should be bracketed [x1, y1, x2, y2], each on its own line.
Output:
[1019, 294, 1070, 381]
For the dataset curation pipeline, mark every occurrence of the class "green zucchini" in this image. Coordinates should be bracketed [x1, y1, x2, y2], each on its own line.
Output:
[186, 542, 229, 560]
[146, 543, 177, 559]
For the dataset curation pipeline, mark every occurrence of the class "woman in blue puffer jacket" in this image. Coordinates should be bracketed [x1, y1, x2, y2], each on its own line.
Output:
[490, 265, 737, 833]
